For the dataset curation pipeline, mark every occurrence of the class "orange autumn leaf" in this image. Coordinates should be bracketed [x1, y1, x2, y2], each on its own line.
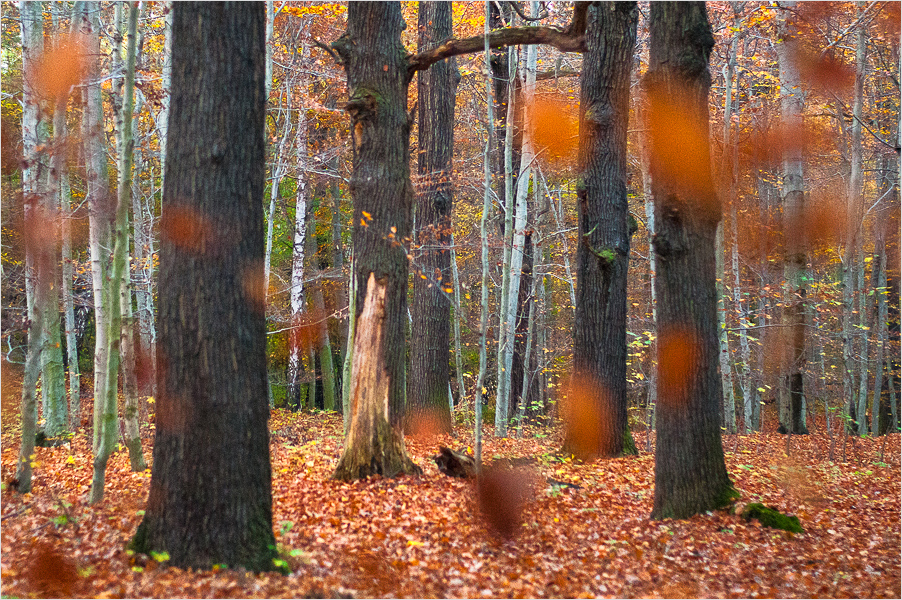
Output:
[32, 35, 88, 100]
[527, 95, 579, 167]
[560, 375, 612, 460]
[646, 82, 717, 212]
[656, 325, 701, 407]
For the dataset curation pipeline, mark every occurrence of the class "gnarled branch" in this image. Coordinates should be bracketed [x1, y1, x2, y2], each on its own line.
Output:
[407, 1, 590, 77]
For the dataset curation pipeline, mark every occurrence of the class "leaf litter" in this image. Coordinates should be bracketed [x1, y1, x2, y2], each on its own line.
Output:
[1, 401, 900, 599]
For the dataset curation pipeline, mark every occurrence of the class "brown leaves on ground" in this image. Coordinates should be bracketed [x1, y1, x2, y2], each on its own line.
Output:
[1, 395, 900, 598]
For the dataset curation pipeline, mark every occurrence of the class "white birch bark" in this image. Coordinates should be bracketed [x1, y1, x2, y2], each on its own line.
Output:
[638, 98, 657, 447]
[450, 236, 466, 410]
[497, 12, 538, 437]
[342, 257, 356, 435]
[775, 0, 808, 433]
[474, 0, 495, 468]
[16, 0, 46, 492]
[91, 2, 142, 502]
[77, 1, 113, 454]
[288, 86, 308, 407]
[851, 13, 869, 435]
[36, 1, 67, 439]
[716, 222, 736, 434]
[494, 44, 518, 436]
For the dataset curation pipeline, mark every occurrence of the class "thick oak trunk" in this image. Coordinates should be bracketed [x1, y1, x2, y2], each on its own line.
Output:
[331, 1, 420, 479]
[645, 1, 735, 520]
[130, 2, 277, 571]
[567, 1, 637, 459]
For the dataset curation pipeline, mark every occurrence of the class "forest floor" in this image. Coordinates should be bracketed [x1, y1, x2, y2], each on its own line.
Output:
[1, 371, 900, 598]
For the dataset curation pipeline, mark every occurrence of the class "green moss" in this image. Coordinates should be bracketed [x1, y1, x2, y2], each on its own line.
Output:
[715, 485, 741, 510]
[741, 503, 804, 533]
[621, 428, 638, 456]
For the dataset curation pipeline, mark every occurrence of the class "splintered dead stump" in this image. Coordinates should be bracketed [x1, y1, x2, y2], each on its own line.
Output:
[433, 446, 477, 478]
[333, 273, 421, 481]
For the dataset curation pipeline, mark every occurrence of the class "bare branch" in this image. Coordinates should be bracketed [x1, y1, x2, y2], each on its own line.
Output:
[507, 0, 550, 22]
[407, 1, 589, 77]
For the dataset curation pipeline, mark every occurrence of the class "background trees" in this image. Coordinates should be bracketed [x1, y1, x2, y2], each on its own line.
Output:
[0, 0, 898, 506]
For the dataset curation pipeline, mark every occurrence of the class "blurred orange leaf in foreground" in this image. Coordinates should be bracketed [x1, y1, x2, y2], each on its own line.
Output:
[656, 325, 701, 407]
[32, 35, 88, 101]
[560, 375, 611, 460]
[527, 95, 579, 167]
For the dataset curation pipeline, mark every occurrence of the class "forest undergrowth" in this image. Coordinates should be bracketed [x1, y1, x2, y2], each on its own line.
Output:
[1, 370, 900, 598]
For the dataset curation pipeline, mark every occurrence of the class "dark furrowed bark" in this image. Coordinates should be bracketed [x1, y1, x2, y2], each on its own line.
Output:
[645, 1, 735, 520]
[567, 2, 637, 459]
[408, 1, 456, 434]
[130, 2, 277, 571]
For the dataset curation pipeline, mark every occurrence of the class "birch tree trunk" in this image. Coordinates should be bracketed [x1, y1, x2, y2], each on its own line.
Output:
[495, 43, 518, 436]
[497, 13, 538, 437]
[474, 0, 495, 470]
[871, 161, 891, 435]
[54, 3, 81, 432]
[23, 0, 68, 440]
[724, 10, 754, 434]
[76, 0, 113, 455]
[850, 11, 869, 435]
[91, 2, 142, 502]
[450, 238, 466, 410]
[719, 10, 743, 434]
[774, 0, 808, 435]
[638, 99, 657, 450]
[287, 21, 312, 409]
[15, 0, 49, 493]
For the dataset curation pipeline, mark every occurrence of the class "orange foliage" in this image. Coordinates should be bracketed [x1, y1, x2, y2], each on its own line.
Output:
[646, 83, 717, 211]
[159, 206, 214, 255]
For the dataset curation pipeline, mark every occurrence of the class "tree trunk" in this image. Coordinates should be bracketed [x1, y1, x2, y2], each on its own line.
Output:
[408, 0, 456, 434]
[638, 97, 658, 450]
[774, 0, 808, 435]
[474, 0, 496, 470]
[16, 0, 48, 491]
[567, 1, 638, 459]
[130, 2, 277, 571]
[288, 85, 309, 409]
[76, 0, 113, 455]
[495, 43, 519, 437]
[450, 237, 466, 410]
[56, 7, 81, 424]
[91, 2, 142, 502]
[497, 10, 539, 437]
[646, 1, 735, 520]
[330, 1, 420, 478]
[342, 259, 356, 436]
[311, 280, 336, 412]
[717, 222, 736, 434]
[333, 274, 423, 480]
[851, 10, 869, 435]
